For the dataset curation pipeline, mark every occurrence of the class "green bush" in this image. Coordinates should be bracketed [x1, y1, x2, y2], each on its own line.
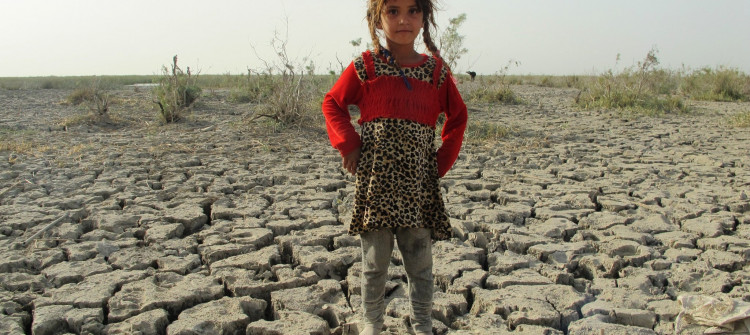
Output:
[153, 55, 202, 123]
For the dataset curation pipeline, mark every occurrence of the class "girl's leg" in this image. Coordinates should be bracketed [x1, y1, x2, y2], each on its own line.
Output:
[360, 228, 394, 334]
[395, 227, 434, 334]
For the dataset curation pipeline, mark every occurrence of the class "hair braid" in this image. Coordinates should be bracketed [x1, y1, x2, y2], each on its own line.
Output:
[421, 24, 439, 58]
[366, 1, 384, 56]
[419, 1, 450, 73]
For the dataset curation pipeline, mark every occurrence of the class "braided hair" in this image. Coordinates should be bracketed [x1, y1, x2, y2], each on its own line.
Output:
[366, 0, 447, 88]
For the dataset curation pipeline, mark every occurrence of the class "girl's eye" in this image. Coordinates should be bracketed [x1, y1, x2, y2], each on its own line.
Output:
[386, 9, 398, 16]
[409, 8, 421, 15]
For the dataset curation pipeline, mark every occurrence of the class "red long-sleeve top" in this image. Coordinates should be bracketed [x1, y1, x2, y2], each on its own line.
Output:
[322, 51, 467, 177]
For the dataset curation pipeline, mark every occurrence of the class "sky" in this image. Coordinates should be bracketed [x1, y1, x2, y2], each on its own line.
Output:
[1, 0, 749, 77]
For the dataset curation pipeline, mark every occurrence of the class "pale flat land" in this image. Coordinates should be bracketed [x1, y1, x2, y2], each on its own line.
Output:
[1, 86, 749, 334]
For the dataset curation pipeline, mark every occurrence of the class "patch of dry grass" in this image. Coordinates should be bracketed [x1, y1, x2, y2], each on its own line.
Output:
[731, 111, 750, 127]
[462, 84, 523, 105]
[0, 76, 156, 90]
[463, 120, 513, 144]
[0, 130, 52, 162]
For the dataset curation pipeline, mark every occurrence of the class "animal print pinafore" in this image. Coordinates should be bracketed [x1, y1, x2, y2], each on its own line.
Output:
[349, 52, 452, 240]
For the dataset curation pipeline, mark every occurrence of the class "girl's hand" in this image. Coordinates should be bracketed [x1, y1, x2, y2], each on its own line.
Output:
[342, 148, 361, 175]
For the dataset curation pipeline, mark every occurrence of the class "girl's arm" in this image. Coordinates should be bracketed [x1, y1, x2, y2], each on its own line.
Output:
[437, 74, 468, 178]
[322, 62, 364, 157]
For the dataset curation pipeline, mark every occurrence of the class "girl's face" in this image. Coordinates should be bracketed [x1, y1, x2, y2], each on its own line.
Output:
[378, 0, 423, 49]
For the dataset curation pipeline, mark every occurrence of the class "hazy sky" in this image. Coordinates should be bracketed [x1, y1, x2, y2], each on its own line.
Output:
[1, 0, 749, 77]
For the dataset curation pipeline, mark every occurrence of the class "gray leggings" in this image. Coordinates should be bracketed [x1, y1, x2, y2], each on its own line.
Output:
[360, 227, 433, 333]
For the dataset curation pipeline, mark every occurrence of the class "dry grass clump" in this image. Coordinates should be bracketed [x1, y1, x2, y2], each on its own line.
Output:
[66, 86, 111, 116]
[575, 48, 689, 115]
[56, 112, 125, 130]
[0, 129, 51, 161]
[536, 75, 582, 88]
[462, 83, 522, 105]
[463, 120, 513, 144]
[472, 75, 582, 89]
[59, 79, 119, 128]
[67, 88, 97, 106]
[153, 55, 202, 123]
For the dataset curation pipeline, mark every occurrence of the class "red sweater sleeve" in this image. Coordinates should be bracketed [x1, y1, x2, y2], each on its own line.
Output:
[436, 74, 468, 177]
[322, 62, 363, 157]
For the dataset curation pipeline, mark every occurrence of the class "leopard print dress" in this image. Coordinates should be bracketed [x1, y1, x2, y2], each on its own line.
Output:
[349, 52, 452, 240]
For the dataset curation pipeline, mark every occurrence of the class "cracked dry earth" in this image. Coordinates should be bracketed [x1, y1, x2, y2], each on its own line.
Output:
[0, 86, 749, 335]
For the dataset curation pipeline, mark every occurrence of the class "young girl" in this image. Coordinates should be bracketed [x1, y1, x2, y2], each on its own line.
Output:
[322, 0, 467, 333]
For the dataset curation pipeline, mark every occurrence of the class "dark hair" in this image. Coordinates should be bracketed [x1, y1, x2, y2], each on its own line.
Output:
[366, 0, 442, 66]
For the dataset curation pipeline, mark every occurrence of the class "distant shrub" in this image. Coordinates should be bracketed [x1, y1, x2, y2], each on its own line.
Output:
[67, 88, 96, 106]
[245, 25, 325, 129]
[228, 70, 275, 104]
[461, 60, 523, 105]
[540, 76, 553, 87]
[0, 76, 157, 90]
[228, 89, 254, 104]
[66, 81, 111, 116]
[566, 75, 581, 88]
[531, 75, 577, 89]
[89, 90, 111, 116]
[1, 82, 22, 90]
[153, 55, 202, 123]
[682, 66, 750, 102]
[40, 81, 55, 89]
[506, 76, 524, 86]
[575, 48, 689, 115]
[649, 69, 682, 95]
[250, 70, 323, 128]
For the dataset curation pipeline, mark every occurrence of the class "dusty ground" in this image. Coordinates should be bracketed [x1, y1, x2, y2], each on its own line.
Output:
[1, 85, 749, 334]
